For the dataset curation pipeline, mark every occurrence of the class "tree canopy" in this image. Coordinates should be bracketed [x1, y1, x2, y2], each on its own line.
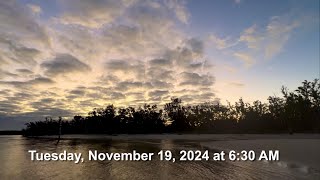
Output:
[23, 79, 320, 136]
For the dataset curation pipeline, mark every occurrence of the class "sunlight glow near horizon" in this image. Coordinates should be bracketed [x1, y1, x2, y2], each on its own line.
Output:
[0, 0, 319, 129]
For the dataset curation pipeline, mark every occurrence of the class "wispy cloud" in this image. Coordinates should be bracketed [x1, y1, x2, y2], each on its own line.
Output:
[210, 12, 315, 67]
[27, 4, 42, 15]
[228, 82, 245, 87]
[234, 0, 241, 4]
[233, 52, 255, 67]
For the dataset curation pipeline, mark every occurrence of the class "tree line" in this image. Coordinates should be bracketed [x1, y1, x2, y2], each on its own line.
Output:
[22, 79, 320, 136]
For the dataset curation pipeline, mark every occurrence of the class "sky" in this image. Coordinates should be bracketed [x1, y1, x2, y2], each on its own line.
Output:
[0, 0, 319, 130]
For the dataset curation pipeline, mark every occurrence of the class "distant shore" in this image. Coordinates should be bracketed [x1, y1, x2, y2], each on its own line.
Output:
[26, 133, 320, 140]
[0, 130, 22, 135]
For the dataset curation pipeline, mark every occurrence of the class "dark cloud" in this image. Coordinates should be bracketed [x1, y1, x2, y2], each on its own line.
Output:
[22, 107, 74, 118]
[180, 92, 215, 102]
[151, 80, 173, 89]
[149, 58, 172, 67]
[187, 38, 204, 55]
[0, 116, 26, 130]
[0, 69, 18, 79]
[0, 77, 55, 88]
[105, 60, 131, 70]
[13, 92, 34, 101]
[69, 89, 86, 96]
[165, 47, 194, 67]
[110, 92, 125, 99]
[0, 36, 41, 68]
[146, 67, 173, 81]
[180, 72, 215, 86]
[0, 89, 10, 96]
[15, 68, 33, 75]
[39, 90, 59, 97]
[104, 59, 144, 77]
[31, 77, 55, 85]
[0, 101, 20, 114]
[148, 90, 169, 97]
[114, 81, 153, 91]
[66, 88, 86, 100]
[188, 62, 203, 70]
[40, 98, 56, 103]
[0, 1, 49, 45]
[0, 106, 74, 131]
[10, 45, 40, 66]
[0, 1, 49, 73]
[41, 54, 91, 76]
[103, 25, 142, 48]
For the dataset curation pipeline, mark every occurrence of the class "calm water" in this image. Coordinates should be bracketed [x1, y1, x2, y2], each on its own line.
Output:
[0, 135, 318, 180]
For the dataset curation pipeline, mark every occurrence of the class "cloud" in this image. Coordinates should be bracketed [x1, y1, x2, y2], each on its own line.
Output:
[110, 92, 126, 99]
[0, 77, 55, 88]
[149, 58, 172, 67]
[209, 34, 240, 50]
[148, 90, 169, 98]
[187, 38, 204, 55]
[180, 72, 215, 86]
[41, 54, 91, 76]
[56, 0, 134, 28]
[264, 16, 300, 58]
[30, 77, 55, 85]
[209, 35, 228, 49]
[15, 69, 33, 75]
[105, 59, 143, 72]
[239, 24, 261, 49]
[146, 68, 173, 81]
[0, 116, 26, 130]
[234, 0, 241, 4]
[69, 89, 86, 96]
[114, 81, 152, 91]
[0, 0, 217, 129]
[233, 52, 255, 67]
[228, 82, 245, 87]
[0, 70, 18, 79]
[0, 101, 20, 114]
[0, 1, 49, 46]
[0, 37, 41, 67]
[151, 80, 173, 89]
[222, 65, 237, 73]
[209, 12, 313, 68]
[164, 0, 189, 24]
[40, 98, 56, 104]
[104, 59, 145, 80]
[239, 15, 301, 59]
[27, 4, 42, 15]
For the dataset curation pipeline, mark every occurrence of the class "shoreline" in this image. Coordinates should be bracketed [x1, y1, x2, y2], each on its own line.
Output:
[24, 133, 320, 141]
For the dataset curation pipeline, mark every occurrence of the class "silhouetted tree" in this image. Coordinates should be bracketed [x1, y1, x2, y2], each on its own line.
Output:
[22, 79, 320, 136]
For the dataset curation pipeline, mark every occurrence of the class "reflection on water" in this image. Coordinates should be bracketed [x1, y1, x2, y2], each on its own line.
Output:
[0, 135, 318, 180]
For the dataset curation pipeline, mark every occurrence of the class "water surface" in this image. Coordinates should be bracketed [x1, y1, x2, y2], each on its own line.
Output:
[0, 135, 318, 180]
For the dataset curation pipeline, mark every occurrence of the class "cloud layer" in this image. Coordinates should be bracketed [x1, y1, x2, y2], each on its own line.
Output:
[1, 0, 317, 130]
[0, 0, 216, 128]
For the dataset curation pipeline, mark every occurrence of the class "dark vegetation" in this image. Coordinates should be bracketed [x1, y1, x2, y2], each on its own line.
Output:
[22, 79, 320, 136]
